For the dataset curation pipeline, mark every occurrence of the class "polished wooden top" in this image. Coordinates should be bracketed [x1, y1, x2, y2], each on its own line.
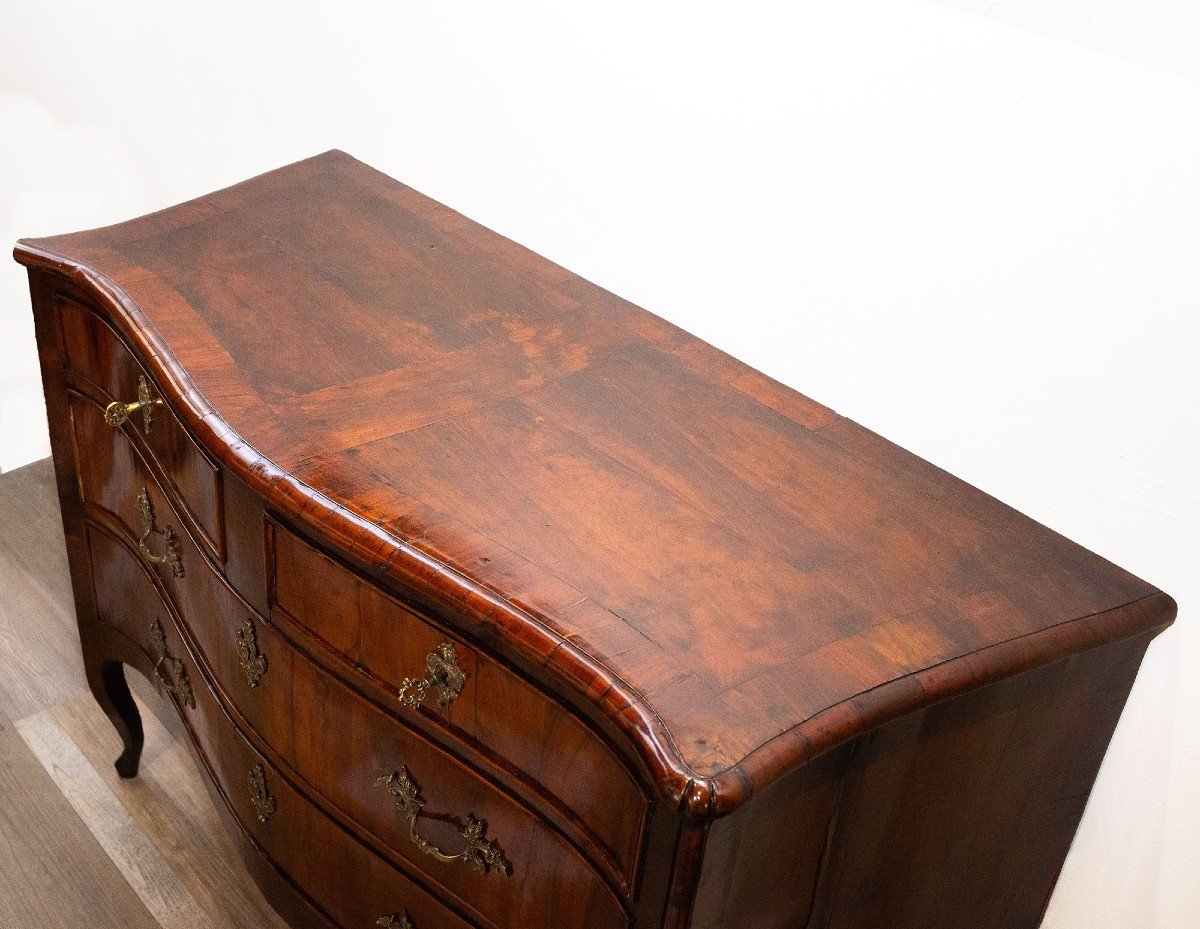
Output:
[15, 151, 1174, 816]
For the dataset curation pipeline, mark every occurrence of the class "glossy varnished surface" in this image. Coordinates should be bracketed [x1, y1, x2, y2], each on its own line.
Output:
[14, 151, 1175, 816]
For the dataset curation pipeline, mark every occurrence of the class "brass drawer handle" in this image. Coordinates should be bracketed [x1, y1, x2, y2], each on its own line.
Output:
[137, 488, 184, 577]
[235, 617, 267, 687]
[397, 642, 465, 709]
[375, 767, 509, 877]
[150, 618, 195, 709]
[105, 375, 163, 434]
[376, 915, 414, 929]
[249, 764, 276, 823]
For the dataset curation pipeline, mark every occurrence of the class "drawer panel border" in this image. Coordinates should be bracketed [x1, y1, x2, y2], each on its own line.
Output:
[265, 512, 651, 891]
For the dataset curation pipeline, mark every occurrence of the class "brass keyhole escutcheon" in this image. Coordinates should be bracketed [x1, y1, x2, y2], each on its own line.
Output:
[105, 375, 163, 435]
[397, 642, 466, 709]
[249, 764, 276, 823]
[235, 617, 267, 687]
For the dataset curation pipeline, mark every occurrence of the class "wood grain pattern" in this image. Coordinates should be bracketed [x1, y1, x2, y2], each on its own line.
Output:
[689, 629, 1156, 929]
[12, 151, 1176, 929]
[13, 150, 1174, 817]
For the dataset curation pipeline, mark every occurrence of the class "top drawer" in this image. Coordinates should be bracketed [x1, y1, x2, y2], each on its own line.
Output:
[267, 519, 648, 889]
[58, 297, 225, 562]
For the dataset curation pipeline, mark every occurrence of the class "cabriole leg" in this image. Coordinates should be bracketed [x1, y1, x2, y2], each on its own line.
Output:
[84, 653, 144, 779]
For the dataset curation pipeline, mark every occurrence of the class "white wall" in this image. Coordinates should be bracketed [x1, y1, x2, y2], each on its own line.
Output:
[933, 0, 1200, 81]
[2, 2, 1197, 925]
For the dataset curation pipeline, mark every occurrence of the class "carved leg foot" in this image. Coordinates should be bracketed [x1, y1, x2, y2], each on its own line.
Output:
[86, 656, 145, 779]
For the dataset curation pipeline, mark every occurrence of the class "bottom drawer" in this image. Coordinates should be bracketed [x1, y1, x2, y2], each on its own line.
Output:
[85, 519, 481, 929]
[187, 638, 481, 929]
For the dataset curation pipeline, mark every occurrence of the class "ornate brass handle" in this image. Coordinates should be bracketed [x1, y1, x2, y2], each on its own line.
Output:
[398, 642, 465, 709]
[235, 617, 267, 687]
[150, 618, 195, 709]
[137, 488, 184, 577]
[376, 915, 414, 929]
[249, 764, 276, 823]
[105, 375, 162, 434]
[375, 768, 509, 877]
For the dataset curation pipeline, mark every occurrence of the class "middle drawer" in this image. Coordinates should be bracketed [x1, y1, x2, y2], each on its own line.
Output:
[268, 517, 648, 887]
[190, 588, 626, 929]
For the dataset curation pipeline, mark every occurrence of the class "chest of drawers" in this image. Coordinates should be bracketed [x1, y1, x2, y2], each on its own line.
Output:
[15, 151, 1174, 929]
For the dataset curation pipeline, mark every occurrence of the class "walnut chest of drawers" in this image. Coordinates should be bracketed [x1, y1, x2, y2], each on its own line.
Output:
[15, 151, 1174, 929]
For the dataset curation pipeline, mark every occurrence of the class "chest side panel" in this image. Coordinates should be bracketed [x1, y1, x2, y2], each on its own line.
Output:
[689, 630, 1156, 929]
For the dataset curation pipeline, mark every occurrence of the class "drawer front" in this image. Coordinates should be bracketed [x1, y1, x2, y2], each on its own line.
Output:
[247, 621, 626, 929]
[269, 519, 646, 885]
[60, 297, 224, 561]
[84, 523, 482, 929]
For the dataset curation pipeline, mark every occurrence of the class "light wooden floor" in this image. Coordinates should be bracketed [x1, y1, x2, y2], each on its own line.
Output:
[0, 458, 290, 929]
